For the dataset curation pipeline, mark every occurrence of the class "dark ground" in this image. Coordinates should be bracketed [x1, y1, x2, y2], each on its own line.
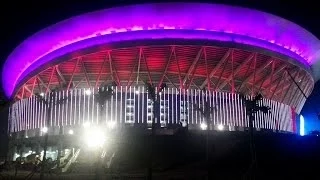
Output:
[3, 130, 319, 179]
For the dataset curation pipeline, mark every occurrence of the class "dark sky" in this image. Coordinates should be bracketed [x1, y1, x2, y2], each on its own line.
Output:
[0, 0, 319, 133]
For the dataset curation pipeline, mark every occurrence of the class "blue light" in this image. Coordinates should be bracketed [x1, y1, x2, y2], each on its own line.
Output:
[300, 115, 305, 136]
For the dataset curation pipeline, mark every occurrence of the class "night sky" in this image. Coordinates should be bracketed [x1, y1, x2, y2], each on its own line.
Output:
[0, 0, 319, 140]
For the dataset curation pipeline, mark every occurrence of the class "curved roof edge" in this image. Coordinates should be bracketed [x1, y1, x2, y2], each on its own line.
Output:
[3, 2, 320, 98]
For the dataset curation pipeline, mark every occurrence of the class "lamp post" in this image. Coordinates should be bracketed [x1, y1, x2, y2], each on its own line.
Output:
[145, 82, 166, 180]
[241, 94, 270, 179]
[94, 83, 115, 180]
[193, 94, 216, 179]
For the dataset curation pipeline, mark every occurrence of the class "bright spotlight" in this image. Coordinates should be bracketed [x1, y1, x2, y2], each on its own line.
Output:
[181, 121, 188, 128]
[83, 121, 91, 128]
[68, 129, 74, 135]
[85, 128, 105, 148]
[41, 127, 48, 133]
[200, 122, 207, 130]
[135, 90, 140, 94]
[40, 92, 45, 97]
[217, 124, 224, 131]
[107, 121, 116, 129]
[85, 89, 92, 95]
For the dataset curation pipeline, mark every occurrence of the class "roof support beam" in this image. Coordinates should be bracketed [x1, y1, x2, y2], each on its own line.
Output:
[281, 69, 300, 103]
[289, 72, 307, 105]
[200, 49, 231, 89]
[126, 49, 141, 86]
[55, 65, 66, 84]
[95, 57, 107, 88]
[158, 46, 175, 90]
[46, 67, 56, 93]
[174, 48, 183, 88]
[183, 47, 203, 86]
[81, 59, 91, 88]
[108, 51, 121, 86]
[37, 76, 49, 92]
[273, 68, 299, 96]
[270, 71, 287, 99]
[238, 58, 273, 93]
[67, 59, 79, 91]
[218, 52, 255, 90]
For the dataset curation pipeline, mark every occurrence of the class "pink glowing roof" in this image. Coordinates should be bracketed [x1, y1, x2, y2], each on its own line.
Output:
[2, 3, 320, 98]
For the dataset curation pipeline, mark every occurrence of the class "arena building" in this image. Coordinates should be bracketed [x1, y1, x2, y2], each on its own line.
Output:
[3, 3, 320, 162]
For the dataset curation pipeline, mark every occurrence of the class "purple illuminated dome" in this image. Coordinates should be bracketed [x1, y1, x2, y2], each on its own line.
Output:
[2, 3, 320, 98]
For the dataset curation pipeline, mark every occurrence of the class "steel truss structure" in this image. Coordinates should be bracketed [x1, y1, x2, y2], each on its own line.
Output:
[14, 45, 313, 114]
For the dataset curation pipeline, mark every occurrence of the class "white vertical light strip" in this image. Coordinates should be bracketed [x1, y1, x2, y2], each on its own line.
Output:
[268, 99, 273, 129]
[215, 91, 218, 125]
[24, 99, 27, 130]
[222, 92, 226, 125]
[141, 86, 144, 124]
[17, 101, 21, 131]
[57, 91, 61, 127]
[179, 88, 182, 123]
[70, 90, 73, 125]
[171, 88, 174, 124]
[270, 100, 275, 130]
[199, 90, 202, 124]
[235, 94, 239, 127]
[92, 89, 95, 124]
[218, 92, 221, 125]
[230, 93, 234, 127]
[225, 92, 229, 126]
[64, 90, 68, 126]
[82, 89, 86, 124]
[136, 87, 139, 123]
[195, 90, 198, 124]
[279, 104, 284, 131]
[66, 90, 70, 126]
[106, 89, 109, 123]
[191, 89, 194, 125]
[61, 90, 65, 126]
[78, 89, 81, 125]
[39, 98, 42, 128]
[175, 88, 178, 124]
[120, 86, 123, 124]
[205, 90, 208, 126]
[184, 88, 187, 124]
[32, 96, 36, 129]
[167, 88, 170, 125]
[34, 96, 37, 129]
[115, 86, 118, 124]
[26, 98, 29, 130]
[124, 86, 127, 123]
[131, 86, 134, 123]
[274, 102, 279, 130]
[240, 95, 244, 127]
[187, 89, 190, 125]
[25, 98, 29, 130]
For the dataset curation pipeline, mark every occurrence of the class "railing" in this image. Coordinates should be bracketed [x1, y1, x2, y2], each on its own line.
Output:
[62, 149, 80, 173]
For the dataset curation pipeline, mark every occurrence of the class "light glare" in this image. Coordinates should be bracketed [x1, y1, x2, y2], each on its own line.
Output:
[68, 129, 74, 135]
[41, 127, 48, 133]
[83, 121, 91, 128]
[200, 122, 207, 130]
[85, 128, 105, 148]
[217, 124, 224, 131]
[85, 89, 92, 95]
